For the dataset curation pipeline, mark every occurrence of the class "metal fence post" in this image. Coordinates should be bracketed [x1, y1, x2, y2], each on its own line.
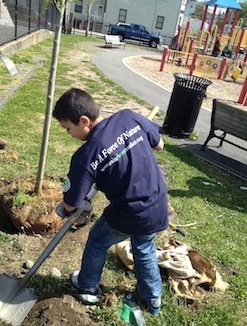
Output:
[160, 47, 168, 72]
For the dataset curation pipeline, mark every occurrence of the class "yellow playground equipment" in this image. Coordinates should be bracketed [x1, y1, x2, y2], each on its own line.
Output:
[164, 0, 246, 84]
[176, 19, 247, 58]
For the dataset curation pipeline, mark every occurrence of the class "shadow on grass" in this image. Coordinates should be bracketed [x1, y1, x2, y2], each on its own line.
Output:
[164, 143, 247, 213]
[178, 143, 247, 181]
[28, 274, 132, 303]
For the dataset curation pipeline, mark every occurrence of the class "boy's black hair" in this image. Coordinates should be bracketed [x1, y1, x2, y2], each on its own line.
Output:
[53, 88, 99, 124]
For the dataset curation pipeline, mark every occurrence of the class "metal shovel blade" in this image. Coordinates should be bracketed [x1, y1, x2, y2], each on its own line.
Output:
[0, 274, 37, 326]
[0, 187, 98, 325]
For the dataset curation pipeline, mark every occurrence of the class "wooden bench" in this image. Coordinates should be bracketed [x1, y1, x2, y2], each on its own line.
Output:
[201, 99, 247, 151]
[104, 35, 126, 48]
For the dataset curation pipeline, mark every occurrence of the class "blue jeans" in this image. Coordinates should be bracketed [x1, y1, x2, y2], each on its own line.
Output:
[77, 215, 162, 314]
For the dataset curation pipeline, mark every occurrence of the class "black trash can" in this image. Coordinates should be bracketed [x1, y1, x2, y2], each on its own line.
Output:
[162, 73, 212, 138]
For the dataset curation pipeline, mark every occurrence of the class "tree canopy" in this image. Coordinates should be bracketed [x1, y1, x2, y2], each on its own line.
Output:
[239, 2, 247, 26]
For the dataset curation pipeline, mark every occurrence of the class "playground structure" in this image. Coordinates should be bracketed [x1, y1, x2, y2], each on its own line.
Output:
[160, 47, 246, 80]
[175, 18, 247, 58]
[175, 0, 246, 57]
[160, 0, 247, 105]
[173, 19, 247, 58]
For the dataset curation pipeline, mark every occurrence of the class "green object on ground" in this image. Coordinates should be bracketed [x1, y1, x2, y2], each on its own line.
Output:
[119, 303, 134, 324]
[119, 298, 146, 326]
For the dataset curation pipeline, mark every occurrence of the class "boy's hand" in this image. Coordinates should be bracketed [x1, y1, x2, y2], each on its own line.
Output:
[56, 201, 93, 225]
[56, 202, 75, 218]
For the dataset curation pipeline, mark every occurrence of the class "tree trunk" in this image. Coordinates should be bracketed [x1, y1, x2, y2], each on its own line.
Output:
[85, 3, 92, 37]
[35, 0, 66, 195]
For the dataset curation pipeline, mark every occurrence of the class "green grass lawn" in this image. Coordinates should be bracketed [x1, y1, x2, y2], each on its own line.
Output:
[0, 34, 246, 325]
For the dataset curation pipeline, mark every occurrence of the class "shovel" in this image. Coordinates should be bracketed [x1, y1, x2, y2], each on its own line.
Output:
[0, 185, 98, 326]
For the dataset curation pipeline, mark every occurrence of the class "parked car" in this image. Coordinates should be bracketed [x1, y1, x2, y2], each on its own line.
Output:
[108, 23, 162, 48]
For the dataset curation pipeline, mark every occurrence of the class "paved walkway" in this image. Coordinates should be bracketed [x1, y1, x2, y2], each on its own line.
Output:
[92, 48, 247, 181]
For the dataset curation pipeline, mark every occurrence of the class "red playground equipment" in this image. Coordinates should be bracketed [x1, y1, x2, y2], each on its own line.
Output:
[160, 0, 247, 105]
[175, 0, 246, 57]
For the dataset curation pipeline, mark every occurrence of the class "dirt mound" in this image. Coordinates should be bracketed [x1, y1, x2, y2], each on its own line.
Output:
[23, 295, 102, 326]
[0, 178, 65, 234]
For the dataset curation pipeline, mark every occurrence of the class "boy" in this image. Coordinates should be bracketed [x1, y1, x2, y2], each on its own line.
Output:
[53, 88, 169, 315]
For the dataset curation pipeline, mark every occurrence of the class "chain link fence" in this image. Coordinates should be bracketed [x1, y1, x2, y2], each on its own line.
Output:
[0, 0, 58, 46]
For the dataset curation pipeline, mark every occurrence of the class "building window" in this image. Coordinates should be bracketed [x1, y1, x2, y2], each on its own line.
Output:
[75, 5, 82, 13]
[156, 16, 164, 29]
[118, 9, 127, 23]
[97, 5, 104, 16]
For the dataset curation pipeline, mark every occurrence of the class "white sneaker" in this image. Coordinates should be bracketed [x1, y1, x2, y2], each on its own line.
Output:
[70, 271, 101, 304]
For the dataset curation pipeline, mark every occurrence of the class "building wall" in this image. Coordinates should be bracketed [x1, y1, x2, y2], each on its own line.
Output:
[184, 0, 197, 18]
[104, 0, 183, 38]
[67, 0, 106, 29]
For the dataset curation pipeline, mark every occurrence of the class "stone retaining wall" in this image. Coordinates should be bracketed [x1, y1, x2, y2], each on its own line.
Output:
[0, 29, 54, 55]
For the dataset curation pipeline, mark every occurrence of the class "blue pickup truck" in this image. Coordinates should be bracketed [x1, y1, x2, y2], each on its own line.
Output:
[108, 23, 162, 48]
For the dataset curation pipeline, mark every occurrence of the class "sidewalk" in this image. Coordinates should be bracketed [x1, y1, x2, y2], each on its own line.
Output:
[92, 48, 247, 181]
